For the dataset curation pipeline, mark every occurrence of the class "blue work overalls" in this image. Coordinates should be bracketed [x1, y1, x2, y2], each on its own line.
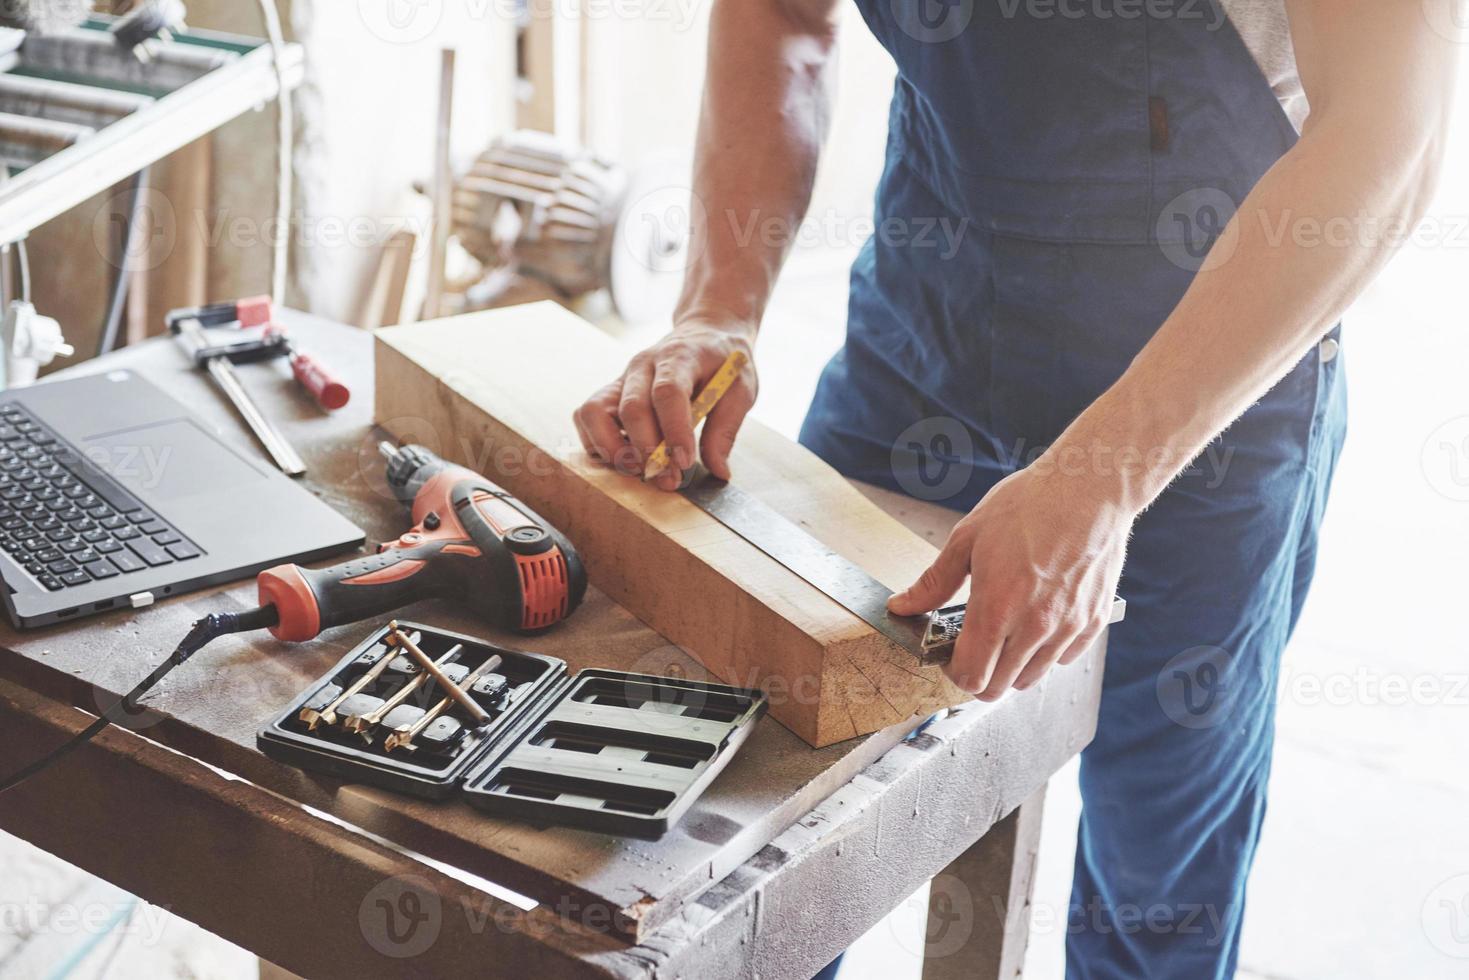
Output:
[798, 3, 1347, 977]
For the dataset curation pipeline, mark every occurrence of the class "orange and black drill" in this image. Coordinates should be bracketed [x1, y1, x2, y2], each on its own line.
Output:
[259, 442, 585, 641]
[0, 443, 585, 794]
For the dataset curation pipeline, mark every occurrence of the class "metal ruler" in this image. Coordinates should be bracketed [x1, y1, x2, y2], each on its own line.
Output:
[174, 318, 306, 476]
[682, 477, 938, 661]
[682, 476, 1125, 666]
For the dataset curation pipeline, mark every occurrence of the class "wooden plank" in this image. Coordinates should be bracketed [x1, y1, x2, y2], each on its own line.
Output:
[373, 303, 968, 747]
[138, 135, 212, 344]
[517, 14, 558, 133]
[358, 228, 418, 330]
[422, 48, 455, 321]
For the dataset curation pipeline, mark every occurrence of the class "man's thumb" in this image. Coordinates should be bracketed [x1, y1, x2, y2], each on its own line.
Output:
[887, 545, 967, 617]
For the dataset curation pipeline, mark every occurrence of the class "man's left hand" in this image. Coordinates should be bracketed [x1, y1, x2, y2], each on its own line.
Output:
[887, 464, 1132, 699]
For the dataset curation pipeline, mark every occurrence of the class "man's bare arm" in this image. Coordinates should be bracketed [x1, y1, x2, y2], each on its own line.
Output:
[892, 0, 1458, 696]
[574, 0, 840, 488]
[1053, 0, 1455, 517]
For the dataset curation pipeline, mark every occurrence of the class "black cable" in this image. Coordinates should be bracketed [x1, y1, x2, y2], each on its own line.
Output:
[0, 604, 279, 796]
[97, 166, 151, 359]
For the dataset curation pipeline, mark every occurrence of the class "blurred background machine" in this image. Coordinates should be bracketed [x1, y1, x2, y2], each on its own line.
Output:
[448, 129, 693, 327]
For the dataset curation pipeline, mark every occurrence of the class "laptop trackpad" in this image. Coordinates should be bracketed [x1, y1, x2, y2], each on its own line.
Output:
[82, 419, 267, 500]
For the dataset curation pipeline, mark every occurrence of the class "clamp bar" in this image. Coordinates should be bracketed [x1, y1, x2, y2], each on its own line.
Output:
[174, 317, 306, 476]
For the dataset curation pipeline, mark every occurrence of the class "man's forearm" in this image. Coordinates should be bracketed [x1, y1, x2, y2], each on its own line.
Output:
[1045, 1, 1455, 516]
[571, 0, 840, 485]
[674, 0, 838, 334]
[1048, 101, 1450, 516]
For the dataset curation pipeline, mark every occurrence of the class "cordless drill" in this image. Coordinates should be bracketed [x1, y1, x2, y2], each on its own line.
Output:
[259, 443, 586, 641]
[0, 443, 585, 794]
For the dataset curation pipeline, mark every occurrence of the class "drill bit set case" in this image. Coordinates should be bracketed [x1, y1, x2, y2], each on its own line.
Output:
[258, 621, 767, 838]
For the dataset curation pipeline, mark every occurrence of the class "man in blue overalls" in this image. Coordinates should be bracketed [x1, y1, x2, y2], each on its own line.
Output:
[575, 2, 1455, 976]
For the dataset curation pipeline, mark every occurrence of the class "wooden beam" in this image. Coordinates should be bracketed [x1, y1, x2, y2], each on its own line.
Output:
[924, 788, 1046, 980]
[517, 13, 556, 133]
[422, 48, 455, 321]
[374, 303, 969, 747]
[358, 228, 419, 330]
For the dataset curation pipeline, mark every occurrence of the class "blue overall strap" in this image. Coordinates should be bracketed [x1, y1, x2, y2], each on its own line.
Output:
[799, 4, 1347, 978]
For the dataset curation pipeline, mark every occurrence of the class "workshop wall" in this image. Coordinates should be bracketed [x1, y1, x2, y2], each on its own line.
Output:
[30, 3, 889, 357]
[287, 1, 514, 325]
[189, 0, 516, 326]
[583, 1, 896, 274]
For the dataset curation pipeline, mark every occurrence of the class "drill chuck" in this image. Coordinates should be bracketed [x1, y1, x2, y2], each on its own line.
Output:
[380, 441, 438, 507]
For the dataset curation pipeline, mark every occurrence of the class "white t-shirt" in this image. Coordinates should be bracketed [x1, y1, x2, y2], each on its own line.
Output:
[1221, 0, 1309, 131]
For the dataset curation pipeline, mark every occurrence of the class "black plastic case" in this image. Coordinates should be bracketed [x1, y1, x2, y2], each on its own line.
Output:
[257, 622, 767, 839]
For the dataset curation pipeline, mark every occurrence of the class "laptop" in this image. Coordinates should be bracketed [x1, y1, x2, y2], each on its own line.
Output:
[0, 369, 364, 628]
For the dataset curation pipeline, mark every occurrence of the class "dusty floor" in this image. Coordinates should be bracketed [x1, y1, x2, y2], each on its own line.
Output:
[5, 89, 1469, 980]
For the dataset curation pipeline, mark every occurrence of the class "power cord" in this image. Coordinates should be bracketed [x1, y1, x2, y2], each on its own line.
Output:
[0, 604, 279, 796]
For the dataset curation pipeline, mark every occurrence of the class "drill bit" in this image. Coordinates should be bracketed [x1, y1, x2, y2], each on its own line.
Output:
[384, 654, 503, 753]
[343, 644, 463, 738]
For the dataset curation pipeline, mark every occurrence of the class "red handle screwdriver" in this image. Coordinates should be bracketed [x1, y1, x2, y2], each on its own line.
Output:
[263, 323, 351, 411]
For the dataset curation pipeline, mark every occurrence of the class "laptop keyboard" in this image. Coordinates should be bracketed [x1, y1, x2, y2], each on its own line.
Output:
[0, 404, 202, 592]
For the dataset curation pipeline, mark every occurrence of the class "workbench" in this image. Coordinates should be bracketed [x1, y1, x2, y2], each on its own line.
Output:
[0, 311, 1106, 979]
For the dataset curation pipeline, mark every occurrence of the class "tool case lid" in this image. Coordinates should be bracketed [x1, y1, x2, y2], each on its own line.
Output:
[459, 668, 767, 838]
[257, 622, 767, 839]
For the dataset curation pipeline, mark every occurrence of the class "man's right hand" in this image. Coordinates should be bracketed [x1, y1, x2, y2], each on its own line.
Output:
[573, 318, 758, 491]
[573, 0, 837, 489]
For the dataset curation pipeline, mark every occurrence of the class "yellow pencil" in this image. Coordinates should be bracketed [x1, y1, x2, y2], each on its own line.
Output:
[642, 349, 749, 481]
